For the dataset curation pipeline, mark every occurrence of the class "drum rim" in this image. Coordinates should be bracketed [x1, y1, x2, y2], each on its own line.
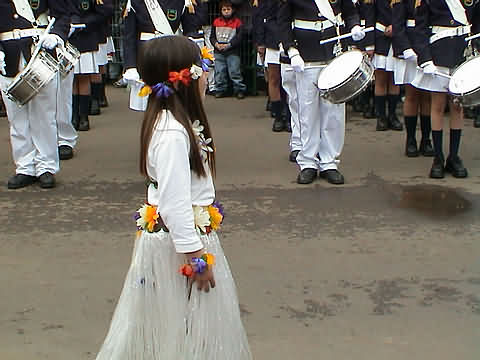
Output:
[449, 56, 480, 95]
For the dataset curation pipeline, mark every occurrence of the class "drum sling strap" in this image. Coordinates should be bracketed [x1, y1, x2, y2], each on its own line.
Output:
[143, 0, 174, 35]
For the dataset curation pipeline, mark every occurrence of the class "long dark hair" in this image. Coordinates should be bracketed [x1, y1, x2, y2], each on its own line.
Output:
[138, 36, 215, 178]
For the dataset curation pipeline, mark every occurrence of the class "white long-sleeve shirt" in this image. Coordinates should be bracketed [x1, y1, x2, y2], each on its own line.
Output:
[146, 110, 215, 253]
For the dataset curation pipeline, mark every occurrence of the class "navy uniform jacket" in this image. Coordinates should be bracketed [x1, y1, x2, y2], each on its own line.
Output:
[414, 0, 480, 68]
[392, 0, 415, 58]
[0, 0, 70, 78]
[68, 0, 113, 53]
[374, 0, 393, 55]
[354, 0, 375, 50]
[277, 0, 360, 62]
[253, 0, 281, 50]
[123, 0, 207, 69]
[96, 0, 114, 45]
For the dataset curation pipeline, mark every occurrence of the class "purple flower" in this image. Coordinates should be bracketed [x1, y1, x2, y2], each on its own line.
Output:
[201, 59, 212, 72]
[152, 82, 173, 98]
[134, 212, 141, 221]
[212, 201, 225, 218]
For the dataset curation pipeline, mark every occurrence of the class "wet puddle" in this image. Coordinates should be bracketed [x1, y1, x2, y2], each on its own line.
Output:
[397, 185, 473, 218]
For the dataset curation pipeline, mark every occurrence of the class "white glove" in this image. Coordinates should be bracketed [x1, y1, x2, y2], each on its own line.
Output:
[422, 61, 439, 75]
[0, 51, 6, 76]
[40, 34, 64, 50]
[288, 48, 305, 72]
[123, 68, 141, 82]
[403, 48, 417, 61]
[351, 25, 366, 42]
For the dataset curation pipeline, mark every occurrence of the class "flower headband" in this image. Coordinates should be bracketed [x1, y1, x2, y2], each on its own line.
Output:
[138, 46, 215, 99]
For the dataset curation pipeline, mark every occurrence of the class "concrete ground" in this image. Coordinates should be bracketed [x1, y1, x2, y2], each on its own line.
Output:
[1, 87, 479, 360]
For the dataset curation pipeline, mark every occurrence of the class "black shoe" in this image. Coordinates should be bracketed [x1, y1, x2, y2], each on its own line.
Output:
[72, 114, 80, 131]
[376, 117, 389, 131]
[429, 156, 445, 179]
[363, 105, 376, 119]
[215, 92, 228, 99]
[272, 117, 285, 132]
[78, 115, 90, 131]
[297, 168, 317, 184]
[38, 172, 56, 189]
[405, 138, 419, 157]
[236, 92, 245, 99]
[474, 117, 480, 128]
[388, 114, 403, 131]
[58, 145, 74, 160]
[89, 98, 101, 115]
[289, 150, 300, 163]
[99, 95, 109, 108]
[445, 155, 468, 178]
[419, 139, 434, 157]
[319, 169, 345, 185]
[7, 174, 37, 189]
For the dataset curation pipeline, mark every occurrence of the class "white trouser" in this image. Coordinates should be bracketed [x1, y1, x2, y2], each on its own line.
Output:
[0, 74, 60, 176]
[294, 65, 345, 171]
[56, 71, 77, 148]
[281, 64, 301, 152]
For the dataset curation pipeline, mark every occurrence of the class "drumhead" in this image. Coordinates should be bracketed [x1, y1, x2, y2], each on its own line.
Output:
[449, 56, 480, 94]
[317, 50, 363, 90]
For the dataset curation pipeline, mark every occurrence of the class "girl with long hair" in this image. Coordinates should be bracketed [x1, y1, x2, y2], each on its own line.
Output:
[95, 35, 252, 360]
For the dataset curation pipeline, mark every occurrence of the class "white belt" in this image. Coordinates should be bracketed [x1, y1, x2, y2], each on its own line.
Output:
[140, 32, 168, 41]
[293, 19, 335, 32]
[406, 19, 415, 28]
[430, 25, 471, 44]
[375, 22, 386, 33]
[0, 28, 44, 41]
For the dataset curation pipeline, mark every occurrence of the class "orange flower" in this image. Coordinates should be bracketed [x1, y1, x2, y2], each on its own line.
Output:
[179, 264, 194, 277]
[145, 205, 159, 232]
[208, 205, 223, 230]
[201, 46, 215, 62]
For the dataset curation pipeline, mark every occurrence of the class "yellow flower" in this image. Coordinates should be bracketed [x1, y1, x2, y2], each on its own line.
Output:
[138, 85, 152, 97]
[208, 205, 223, 230]
[144, 205, 159, 232]
[204, 253, 215, 265]
[201, 46, 215, 62]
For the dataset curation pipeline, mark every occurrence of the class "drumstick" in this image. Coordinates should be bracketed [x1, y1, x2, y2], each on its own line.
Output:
[31, 18, 56, 59]
[465, 33, 480, 42]
[319, 26, 374, 45]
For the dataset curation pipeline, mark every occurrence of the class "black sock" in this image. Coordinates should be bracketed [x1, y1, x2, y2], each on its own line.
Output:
[375, 96, 386, 118]
[404, 116, 417, 140]
[91, 83, 102, 101]
[449, 129, 462, 158]
[420, 115, 432, 141]
[79, 95, 90, 116]
[431, 130, 444, 159]
[387, 94, 400, 118]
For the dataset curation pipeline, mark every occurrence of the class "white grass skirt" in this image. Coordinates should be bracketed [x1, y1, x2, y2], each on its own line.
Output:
[95, 230, 252, 360]
[106, 36, 115, 55]
[129, 82, 148, 111]
[95, 43, 109, 66]
[411, 65, 451, 93]
[265, 48, 280, 65]
[74, 51, 99, 74]
[373, 46, 395, 72]
[393, 57, 418, 85]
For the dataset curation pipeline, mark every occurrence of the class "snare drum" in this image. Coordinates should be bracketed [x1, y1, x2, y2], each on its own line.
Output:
[448, 56, 480, 107]
[56, 42, 81, 77]
[317, 50, 374, 104]
[5, 50, 60, 106]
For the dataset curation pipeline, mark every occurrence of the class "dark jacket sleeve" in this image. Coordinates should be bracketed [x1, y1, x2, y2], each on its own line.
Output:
[341, 0, 360, 31]
[123, 8, 138, 69]
[277, 0, 295, 53]
[392, 1, 411, 54]
[413, 0, 432, 66]
[252, 2, 265, 46]
[182, 1, 208, 36]
[363, 2, 375, 49]
[48, 0, 72, 42]
[210, 23, 218, 46]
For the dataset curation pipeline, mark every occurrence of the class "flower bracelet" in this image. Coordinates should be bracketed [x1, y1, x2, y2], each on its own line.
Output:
[179, 253, 215, 277]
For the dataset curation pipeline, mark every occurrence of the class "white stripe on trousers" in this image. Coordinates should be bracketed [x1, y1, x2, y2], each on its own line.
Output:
[56, 71, 78, 148]
[281, 64, 301, 152]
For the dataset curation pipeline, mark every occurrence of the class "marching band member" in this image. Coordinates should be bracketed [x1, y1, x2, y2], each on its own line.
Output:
[0, 0, 70, 189]
[254, 0, 290, 132]
[392, 0, 433, 157]
[69, 0, 110, 131]
[413, 0, 480, 178]
[122, 0, 207, 111]
[352, 0, 375, 118]
[373, 0, 402, 131]
[278, 0, 365, 185]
